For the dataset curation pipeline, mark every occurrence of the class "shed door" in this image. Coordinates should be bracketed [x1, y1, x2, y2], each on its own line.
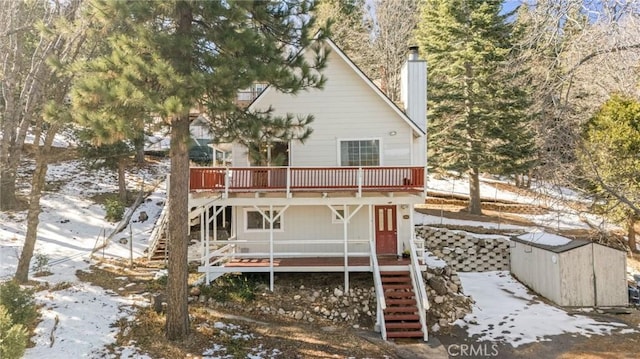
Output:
[375, 205, 397, 254]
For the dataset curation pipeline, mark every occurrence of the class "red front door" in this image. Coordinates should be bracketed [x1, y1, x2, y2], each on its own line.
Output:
[375, 205, 397, 255]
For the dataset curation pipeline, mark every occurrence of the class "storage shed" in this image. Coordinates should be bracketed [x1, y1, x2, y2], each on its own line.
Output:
[510, 233, 628, 307]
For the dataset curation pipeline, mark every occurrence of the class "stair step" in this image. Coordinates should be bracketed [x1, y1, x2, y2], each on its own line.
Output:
[386, 298, 417, 306]
[380, 271, 410, 276]
[384, 306, 418, 313]
[382, 284, 413, 291]
[386, 331, 424, 338]
[386, 322, 422, 329]
[384, 291, 415, 299]
[381, 276, 411, 283]
[384, 314, 420, 321]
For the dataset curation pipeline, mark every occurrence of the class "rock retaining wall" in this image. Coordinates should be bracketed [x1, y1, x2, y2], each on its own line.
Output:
[416, 226, 510, 272]
[422, 264, 474, 329]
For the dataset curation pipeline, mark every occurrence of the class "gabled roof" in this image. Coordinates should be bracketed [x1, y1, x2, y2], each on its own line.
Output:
[249, 37, 426, 136]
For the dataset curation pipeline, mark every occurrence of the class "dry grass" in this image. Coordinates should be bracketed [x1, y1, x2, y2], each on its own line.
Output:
[76, 261, 401, 359]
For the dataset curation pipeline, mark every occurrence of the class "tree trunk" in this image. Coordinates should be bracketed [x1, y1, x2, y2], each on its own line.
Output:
[165, 2, 193, 341]
[0, 168, 17, 210]
[14, 125, 58, 283]
[118, 158, 127, 203]
[134, 132, 145, 164]
[468, 167, 482, 215]
[628, 214, 638, 253]
[165, 114, 191, 340]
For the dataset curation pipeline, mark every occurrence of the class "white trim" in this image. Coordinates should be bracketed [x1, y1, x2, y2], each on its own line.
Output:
[332, 207, 347, 224]
[336, 137, 383, 166]
[247, 38, 425, 136]
[243, 207, 285, 232]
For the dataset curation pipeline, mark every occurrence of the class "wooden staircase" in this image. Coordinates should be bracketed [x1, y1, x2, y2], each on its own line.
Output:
[148, 237, 168, 263]
[381, 270, 424, 339]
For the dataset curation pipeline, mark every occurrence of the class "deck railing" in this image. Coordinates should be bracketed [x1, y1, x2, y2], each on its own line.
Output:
[190, 166, 425, 194]
[409, 237, 429, 341]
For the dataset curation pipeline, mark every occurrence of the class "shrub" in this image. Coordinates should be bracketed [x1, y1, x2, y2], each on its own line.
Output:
[210, 274, 259, 303]
[0, 305, 28, 359]
[32, 253, 50, 274]
[0, 281, 38, 328]
[104, 198, 125, 222]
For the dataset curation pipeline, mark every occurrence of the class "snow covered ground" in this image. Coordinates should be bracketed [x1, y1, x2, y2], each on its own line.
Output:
[456, 272, 633, 348]
[0, 159, 638, 356]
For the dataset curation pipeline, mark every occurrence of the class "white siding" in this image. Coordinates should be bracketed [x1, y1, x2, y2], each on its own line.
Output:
[559, 246, 595, 306]
[593, 244, 628, 306]
[233, 205, 371, 254]
[244, 48, 415, 167]
[510, 242, 562, 305]
[228, 204, 412, 256]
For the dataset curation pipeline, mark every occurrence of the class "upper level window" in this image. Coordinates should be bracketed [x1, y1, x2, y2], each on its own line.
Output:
[340, 139, 380, 166]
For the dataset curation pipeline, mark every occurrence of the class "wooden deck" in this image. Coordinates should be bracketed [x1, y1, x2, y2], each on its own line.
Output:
[189, 166, 425, 193]
[225, 256, 411, 268]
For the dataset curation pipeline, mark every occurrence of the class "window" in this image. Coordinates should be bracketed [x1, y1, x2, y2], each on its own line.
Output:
[332, 208, 347, 224]
[340, 139, 380, 166]
[245, 209, 282, 231]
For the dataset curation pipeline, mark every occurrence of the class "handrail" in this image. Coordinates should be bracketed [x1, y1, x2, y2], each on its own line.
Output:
[147, 201, 169, 260]
[409, 237, 429, 341]
[370, 244, 387, 340]
[189, 166, 425, 193]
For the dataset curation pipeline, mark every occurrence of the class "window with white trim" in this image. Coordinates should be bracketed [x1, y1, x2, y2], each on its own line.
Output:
[245, 209, 282, 231]
[339, 139, 380, 166]
[331, 208, 348, 224]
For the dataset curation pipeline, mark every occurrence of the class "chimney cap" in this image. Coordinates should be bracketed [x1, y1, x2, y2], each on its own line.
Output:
[408, 46, 419, 60]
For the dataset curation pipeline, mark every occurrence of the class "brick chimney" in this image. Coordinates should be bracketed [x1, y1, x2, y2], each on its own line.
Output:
[400, 46, 427, 133]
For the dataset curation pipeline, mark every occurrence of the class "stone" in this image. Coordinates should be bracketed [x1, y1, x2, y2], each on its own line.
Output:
[138, 211, 148, 222]
[353, 324, 360, 329]
[293, 295, 301, 300]
[189, 287, 201, 296]
[448, 283, 459, 293]
[278, 308, 285, 315]
[119, 238, 128, 245]
[313, 306, 320, 313]
[428, 277, 449, 296]
[334, 288, 344, 297]
[340, 312, 348, 319]
[294, 311, 304, 320]
[434, 296, 444, 304]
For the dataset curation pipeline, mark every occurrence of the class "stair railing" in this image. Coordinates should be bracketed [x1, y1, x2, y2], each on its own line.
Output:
[148, 201, 169, 260]
[371, 244, 387, 340]
[409, 237, 429, 341]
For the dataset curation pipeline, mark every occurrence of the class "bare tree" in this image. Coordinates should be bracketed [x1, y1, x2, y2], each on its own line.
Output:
[313, 0, 377, 79]
[370, 0, 419, 102]
[1, 1, 54, 210]
[13, 0, 88, 283]
[515, 0, 640, 187]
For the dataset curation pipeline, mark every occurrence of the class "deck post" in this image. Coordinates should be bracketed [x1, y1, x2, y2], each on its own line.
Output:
[369, 204, 373, 267]
[224, 168, 230, 198]
[286, 167, 291, 198]
[269, 204, 274, 292]
[343, 204, 349, 292]
[202, 207, 209, 284]
[357, 168, 363, 197]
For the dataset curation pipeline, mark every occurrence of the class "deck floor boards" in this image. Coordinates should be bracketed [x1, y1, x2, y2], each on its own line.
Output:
[223, 256, 412, 268]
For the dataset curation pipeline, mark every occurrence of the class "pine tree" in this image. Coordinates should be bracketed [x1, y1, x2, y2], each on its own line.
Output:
[416, 0, 536, 214]
[72, 0, 327, 340]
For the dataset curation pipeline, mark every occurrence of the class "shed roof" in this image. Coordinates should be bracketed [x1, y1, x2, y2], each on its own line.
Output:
[511, 236, 591, 253]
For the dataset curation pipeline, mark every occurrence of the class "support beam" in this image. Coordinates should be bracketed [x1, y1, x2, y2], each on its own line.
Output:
[252, 204, 290, 292]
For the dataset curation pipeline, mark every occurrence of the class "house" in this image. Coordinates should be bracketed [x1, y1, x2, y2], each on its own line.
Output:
[160, 38, 429, 340]
[510, 235, 628, 307]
